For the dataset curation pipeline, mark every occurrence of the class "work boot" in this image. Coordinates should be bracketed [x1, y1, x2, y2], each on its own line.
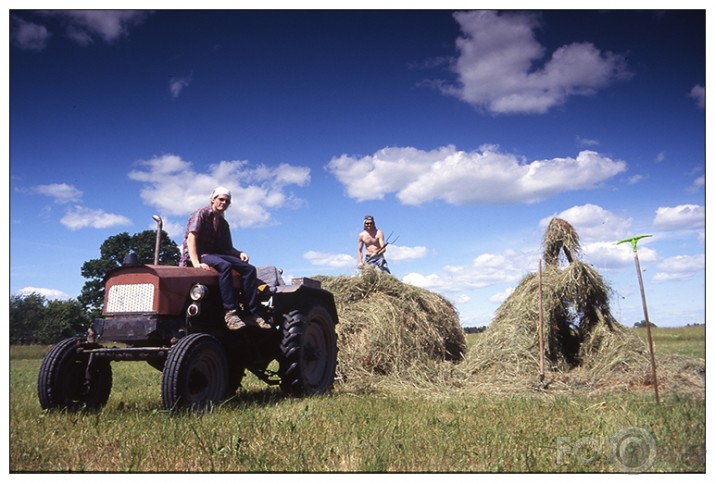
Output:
[246, 313, 271, 330]
[225, 310, 246, 331]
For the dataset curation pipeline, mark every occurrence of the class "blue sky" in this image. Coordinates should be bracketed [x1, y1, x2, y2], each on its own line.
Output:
[7, 8, 706, 327]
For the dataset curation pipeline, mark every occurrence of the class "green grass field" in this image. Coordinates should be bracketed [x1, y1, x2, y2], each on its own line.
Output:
[632, 324, 705, 359]
[10, 326, 704, 472]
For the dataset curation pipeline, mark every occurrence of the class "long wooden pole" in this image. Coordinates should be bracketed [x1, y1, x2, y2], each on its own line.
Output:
[617, 235, 659, 403]
[632, 249, 660, 403]
[538, 259, 545, 383]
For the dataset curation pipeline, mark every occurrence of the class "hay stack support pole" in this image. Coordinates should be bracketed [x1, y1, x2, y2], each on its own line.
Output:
[617, 235, 659, 403]
[538, 259, 545, 383]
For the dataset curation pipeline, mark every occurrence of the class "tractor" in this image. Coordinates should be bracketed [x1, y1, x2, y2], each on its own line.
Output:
[37, 216, 338, 411]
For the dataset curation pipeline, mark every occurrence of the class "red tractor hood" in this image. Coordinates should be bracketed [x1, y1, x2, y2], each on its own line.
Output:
[102, 265, 234, 315]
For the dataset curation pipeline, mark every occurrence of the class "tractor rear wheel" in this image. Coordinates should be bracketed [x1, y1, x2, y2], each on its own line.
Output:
[161, 333, 228, 410]
[37, 337, 112, 410]
[279, 305, 337, 396]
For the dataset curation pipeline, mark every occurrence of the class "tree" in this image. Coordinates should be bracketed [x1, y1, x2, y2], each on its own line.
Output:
[10, 294, 89, 344]
[79, 230, 180, 315]
[10, 293, 46, 344]
[40, 299, 90, 343]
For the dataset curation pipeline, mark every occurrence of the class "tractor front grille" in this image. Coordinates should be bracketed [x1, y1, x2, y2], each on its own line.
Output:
[106, 283, 155, 313]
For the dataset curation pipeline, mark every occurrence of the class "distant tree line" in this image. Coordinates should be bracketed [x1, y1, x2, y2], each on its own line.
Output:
[463, 326, 487, 334]
[10, 229, 180, 345]
[10, 293, 89, 345]
[633, 320, 703, 328]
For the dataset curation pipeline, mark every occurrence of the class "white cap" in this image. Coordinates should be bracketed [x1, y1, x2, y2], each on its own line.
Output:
[210, 186, 231, 200]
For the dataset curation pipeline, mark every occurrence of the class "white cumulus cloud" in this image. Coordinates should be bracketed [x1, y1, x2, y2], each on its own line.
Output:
[540, 204, 633, 244]
[303, 251, 355, 268]
[489, 287, 515, 304]
[386, 245, 429, 261]
[442, 11, 632, 114]
[11, 15, 52, 51]
[15, 287, 72, 300]
[653, 204, 704, 231]
[653, 254, 704, 283]
[403, 248, 533, 293]
[43, 10, 150, 45]
[328, 145, 626, 205]
[582, 241, 657, 269]
[33, 183, 83, 204]
[128, 154, 311, 228]
[60, 206, 132, 231]
[538, 204, 663, 268]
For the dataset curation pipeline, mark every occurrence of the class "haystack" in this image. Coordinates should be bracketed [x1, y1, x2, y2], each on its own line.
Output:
[464, 218, 663, 393]
[314, 267, 467, 388]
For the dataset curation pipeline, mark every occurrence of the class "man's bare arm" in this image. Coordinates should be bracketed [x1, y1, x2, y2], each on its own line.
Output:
[377, 229, 387, 249]
[357, 236, 365, 265]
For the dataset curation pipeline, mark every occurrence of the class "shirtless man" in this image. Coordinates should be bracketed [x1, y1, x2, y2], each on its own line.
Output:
[357, 215, 391, 273]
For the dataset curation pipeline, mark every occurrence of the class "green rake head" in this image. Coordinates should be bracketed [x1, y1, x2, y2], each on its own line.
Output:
[616, 234, 652, 252]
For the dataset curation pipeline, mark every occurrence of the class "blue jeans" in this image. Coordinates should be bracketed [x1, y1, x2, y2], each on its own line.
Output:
[200, 254, 259, 314]
[365, 253, 391, 273]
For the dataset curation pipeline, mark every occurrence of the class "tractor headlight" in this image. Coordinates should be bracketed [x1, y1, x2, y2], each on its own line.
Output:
[189, 284, 207, 301]
[187, 303, 200, 317]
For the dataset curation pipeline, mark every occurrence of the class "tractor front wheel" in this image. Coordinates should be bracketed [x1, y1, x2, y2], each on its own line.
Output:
[37, 337, 112, 410]
[161, 333, 228, 411]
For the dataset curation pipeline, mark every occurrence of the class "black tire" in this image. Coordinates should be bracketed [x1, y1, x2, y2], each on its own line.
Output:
[279, 305, 337, 396]
[161, 333, 228, 410]
[37, 337, 112, 410]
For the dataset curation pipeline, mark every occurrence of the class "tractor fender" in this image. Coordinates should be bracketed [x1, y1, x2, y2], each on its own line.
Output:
[273, 284, 339, 326]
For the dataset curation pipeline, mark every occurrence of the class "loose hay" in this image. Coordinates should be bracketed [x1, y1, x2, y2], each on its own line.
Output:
[314, 267, 467, 390]
[543, 217, 581, 266]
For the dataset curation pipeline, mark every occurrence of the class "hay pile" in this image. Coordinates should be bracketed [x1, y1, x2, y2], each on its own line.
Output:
[462, 217, 703, 395]
[314, 267, 467, 389]
[461, 262, 650, 392]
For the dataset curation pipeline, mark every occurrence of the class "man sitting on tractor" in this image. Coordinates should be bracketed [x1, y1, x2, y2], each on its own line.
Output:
[180, 186, 271, 331]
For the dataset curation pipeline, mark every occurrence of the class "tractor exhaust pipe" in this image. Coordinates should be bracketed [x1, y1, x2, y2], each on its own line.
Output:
[152, 215, 163, 265]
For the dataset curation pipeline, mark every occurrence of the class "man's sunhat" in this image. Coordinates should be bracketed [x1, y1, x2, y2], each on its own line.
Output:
[211, 186, 232, 200]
